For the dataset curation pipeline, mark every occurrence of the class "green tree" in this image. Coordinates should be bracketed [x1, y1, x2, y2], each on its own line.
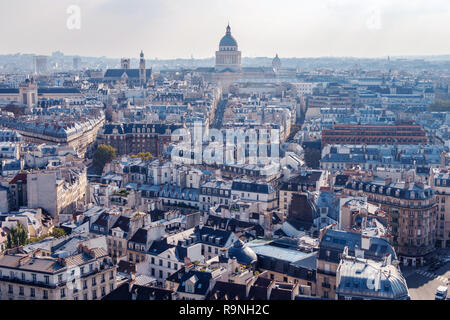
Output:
[93, 144, 117, 173]
[6, 223, 28, 249]
[130, 152, 153, 160]
[50, 228, 67, 238]
[428, 99, 450, 112]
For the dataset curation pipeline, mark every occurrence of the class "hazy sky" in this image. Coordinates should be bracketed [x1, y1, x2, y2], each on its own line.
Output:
[1, 0, 450, 59]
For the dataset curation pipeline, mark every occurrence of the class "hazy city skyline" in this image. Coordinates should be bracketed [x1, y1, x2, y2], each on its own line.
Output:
[1, 0, 450, 59]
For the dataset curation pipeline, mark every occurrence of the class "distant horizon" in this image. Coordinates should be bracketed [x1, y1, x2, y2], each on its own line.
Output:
[2, 51, 450, 61]
[1, 1, 450, 59]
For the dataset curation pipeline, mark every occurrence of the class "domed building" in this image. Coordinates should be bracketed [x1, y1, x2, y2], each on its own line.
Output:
[272, 54, 282, 72]
[215, 24, 242, 72]
[227, 239, 257, 266]
[194, 24, 297, 92]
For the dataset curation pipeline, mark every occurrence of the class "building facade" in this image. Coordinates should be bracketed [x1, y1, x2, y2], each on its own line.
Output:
[0, 246, 117, 300]
[215, 24, 242, 72]
[430, 170, 450, 248]
[344, 179, 437, 266]
[98, 123, 183, 156]
[322, 124, 428, 146]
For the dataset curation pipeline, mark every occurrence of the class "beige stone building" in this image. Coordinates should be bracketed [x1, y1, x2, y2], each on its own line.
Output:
[27, 164, 88, 221]
[344, 178, 437, 266]
[430, 169, 450, 248]
[215, 24, 241, 73]
[0, 246, 117, 300]
[0, 78, 83, 107]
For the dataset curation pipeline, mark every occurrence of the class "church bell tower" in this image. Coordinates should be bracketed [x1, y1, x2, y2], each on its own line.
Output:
[139, 50, 146, 86]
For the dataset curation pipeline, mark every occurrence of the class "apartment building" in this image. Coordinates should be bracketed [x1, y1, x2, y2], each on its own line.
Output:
[344, 178, 437, 266]
[279, 170, 324, 214]
[98, 123, 182, 156]
[231, 179, 278, 212]
[336, 251, 409, 300]
[199, 180, 232, 212]
[0, 245, 117, 300]
[90, 210, 150, 263]
[430, 169, 450, 248]
[195, 226, 238, 261]
[316, 227, 397, 300]
[137, 234, 202, 286]
[247, 239, 317, 296]
[322, 124, 428, 146]
[27, 164, 87, 221]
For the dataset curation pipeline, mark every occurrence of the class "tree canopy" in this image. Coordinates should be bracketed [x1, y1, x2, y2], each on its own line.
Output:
[50, 227, 67, 238]
[6, 223, 28, 249]
[428, 99, 450, 112]
[93, 144, 117, 173]
[130, 152, 153, 161]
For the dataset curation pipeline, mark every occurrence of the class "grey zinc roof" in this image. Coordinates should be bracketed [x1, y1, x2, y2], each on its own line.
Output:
[247, 240, 309, 263]
[228, 240, 257, 265]
[319, 229, 397, 263]
[337, 258, 409, 299]
[159, 184, 199, 201]
[104, 69, 151, 79]
[345, 179, 434, 200]
[219, 33, 238, 47]
[231, 180, 274, 194]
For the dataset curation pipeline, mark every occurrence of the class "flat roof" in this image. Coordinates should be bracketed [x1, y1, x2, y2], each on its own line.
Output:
[247, 241, 308, 263]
